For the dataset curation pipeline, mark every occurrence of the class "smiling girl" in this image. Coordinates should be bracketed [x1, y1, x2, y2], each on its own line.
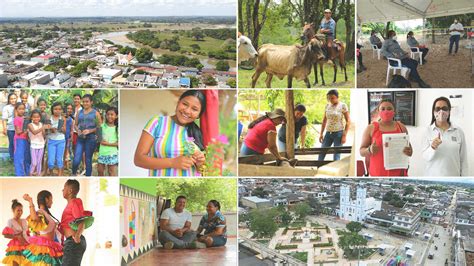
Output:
[134, 90, 206, 176]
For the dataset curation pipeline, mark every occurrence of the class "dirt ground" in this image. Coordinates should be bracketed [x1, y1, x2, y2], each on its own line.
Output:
[357, 36, 474, 88]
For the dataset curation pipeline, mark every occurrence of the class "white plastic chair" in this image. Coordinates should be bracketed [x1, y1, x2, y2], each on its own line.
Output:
[372, 44, 381, 60]
[410, 47, 423, 65]
[386, 58, 411, 85]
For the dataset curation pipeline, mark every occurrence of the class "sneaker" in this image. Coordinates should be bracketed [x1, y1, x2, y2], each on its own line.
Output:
[164, 241, 174, 250]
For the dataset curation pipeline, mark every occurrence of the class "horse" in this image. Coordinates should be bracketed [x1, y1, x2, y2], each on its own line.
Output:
[301, 23, 348, 86]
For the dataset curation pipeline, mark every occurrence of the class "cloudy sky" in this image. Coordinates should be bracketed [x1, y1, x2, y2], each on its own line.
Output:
[0, 0, 236, 17]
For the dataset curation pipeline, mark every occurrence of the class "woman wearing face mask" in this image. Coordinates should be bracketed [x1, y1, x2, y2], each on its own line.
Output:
[360, 99, 413, 176]
[422, 97, 467, 176]
[381, 30, 430, 88]
[134, 90, 206, 176]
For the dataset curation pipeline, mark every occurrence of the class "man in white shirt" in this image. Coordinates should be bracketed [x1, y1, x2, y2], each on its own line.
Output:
[158, 195, 205, 249]
[449, 19, 464, 55]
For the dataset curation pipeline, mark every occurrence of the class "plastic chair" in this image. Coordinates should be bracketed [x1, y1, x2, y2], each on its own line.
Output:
[410, 47, 423, 65]
[371, 44, 381, 60]
[386, 58, 410, 85]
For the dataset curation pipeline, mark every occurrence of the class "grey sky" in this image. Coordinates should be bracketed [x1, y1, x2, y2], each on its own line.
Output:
[0, 0, 236, 17]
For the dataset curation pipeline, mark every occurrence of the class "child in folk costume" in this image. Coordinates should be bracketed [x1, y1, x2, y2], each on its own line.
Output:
[22, 192, 63, 266]
[2, 199, 29, 266]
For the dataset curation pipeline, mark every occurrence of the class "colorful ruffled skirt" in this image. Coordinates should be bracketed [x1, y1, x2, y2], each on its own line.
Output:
[22, 236, 62, 266]
[2, 227, 28, 265]
[2, 238, 28, 265]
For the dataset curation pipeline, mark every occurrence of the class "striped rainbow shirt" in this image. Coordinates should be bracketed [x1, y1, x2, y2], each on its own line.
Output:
[143, 116, 200, 177]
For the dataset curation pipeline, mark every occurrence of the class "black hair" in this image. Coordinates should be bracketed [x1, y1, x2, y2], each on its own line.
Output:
[20, 91, 28, 99]
[106, 106, 118, 134]
[7, 93, 17, 104]
[37, 98, 47, 105]
[82, 94, 93, 102]
[50, 102, 62, 115]
[431, 97, 451, 125]
[295, 104, 306, 113]
[65, 103, 74, 118]
[73, 93, 82, 99]
[37, 190, 59, 224]
[14, 102, 25, 110]
[371, 30, 376, 35]
[176, 195, 187, 202]
[388, 30, 396, 38]
[248, 115, 269, 129]
[11, 199, 22, 210]
[208, 200, 221, 210]
[65, 179, 80, 196]
[327, 89, 339, 98]
[377, 98, 395, 111]
[407, 31, 414, 38]
[178, 90, 206, 151]
[30, 109, 41, 120]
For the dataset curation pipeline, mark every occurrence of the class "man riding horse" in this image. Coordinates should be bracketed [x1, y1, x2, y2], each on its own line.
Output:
[301, 9, 347, 85]
[320, 9, 337, 64]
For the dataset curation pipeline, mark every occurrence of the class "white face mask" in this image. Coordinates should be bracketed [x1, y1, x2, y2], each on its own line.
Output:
[392, 36, 397, 40]
[434, 110, 450, 123]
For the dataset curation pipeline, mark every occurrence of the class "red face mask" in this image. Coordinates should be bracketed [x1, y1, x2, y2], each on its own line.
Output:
[379, 110, 395, 122]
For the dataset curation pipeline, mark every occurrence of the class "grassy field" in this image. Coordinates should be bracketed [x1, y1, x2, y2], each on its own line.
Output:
[154, 31, 231, 53]
[238, 62, 355, 88]
[0, 22, 231, 31]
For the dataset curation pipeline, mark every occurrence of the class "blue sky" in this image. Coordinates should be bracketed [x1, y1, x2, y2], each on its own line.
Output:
[0, 0, 236, 17]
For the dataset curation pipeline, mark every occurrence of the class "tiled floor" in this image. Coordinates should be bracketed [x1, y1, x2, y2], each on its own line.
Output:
[129, 237, 237, 266]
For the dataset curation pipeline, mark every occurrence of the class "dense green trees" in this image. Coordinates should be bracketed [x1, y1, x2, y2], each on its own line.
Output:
[135, 47, 153, 63]
[294, 202, 311, 220]
[216, 60, 230, 71]
[157, 54, 202, 68]
[126, 30, 161, 48]
[150, 178, 237, 213]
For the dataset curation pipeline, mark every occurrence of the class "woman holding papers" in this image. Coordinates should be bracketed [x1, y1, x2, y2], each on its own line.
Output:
[360, 99, 412, 176]
[422, 97, 467, 176]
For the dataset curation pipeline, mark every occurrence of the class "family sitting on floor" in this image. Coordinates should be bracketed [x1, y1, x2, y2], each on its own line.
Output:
[158, 196, 227, 249]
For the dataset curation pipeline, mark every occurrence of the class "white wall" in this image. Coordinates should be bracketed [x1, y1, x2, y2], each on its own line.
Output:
[119, 90, 178, 176]
[352, 89, 473, 177]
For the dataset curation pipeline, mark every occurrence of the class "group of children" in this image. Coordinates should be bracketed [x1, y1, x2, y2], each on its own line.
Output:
[2, 179, 94, 266]
[2, 91, 118, 176]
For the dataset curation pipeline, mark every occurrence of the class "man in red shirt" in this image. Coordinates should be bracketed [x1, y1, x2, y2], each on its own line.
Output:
[61, 179, 90, 266]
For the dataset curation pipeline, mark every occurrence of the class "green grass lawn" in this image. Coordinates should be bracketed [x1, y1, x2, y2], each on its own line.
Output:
[290, 252, 308, 263]
[155, 32, 229, 52]
[344, 248, 377, 260]
[238, 62, 355, 88]
[0, 154, 101, 176]
[0, 160, 14, 176]
[256, 239, 270, 245]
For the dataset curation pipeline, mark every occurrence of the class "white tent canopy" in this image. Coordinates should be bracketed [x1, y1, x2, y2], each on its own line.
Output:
[358, 0, 474, 23]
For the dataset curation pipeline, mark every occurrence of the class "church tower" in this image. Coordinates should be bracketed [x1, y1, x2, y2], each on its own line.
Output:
[339, 185, 350, 220]
[355, 186, 367, 222]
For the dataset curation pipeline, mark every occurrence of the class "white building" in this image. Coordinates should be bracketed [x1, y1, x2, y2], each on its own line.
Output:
[389, 208, 422, 236]
[117, 52, 138, 66]
[338, 185, 382, 222]
[94, 68, 122, 82]
[22, 71, 55, 86]
[241, 196, 272, 209]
